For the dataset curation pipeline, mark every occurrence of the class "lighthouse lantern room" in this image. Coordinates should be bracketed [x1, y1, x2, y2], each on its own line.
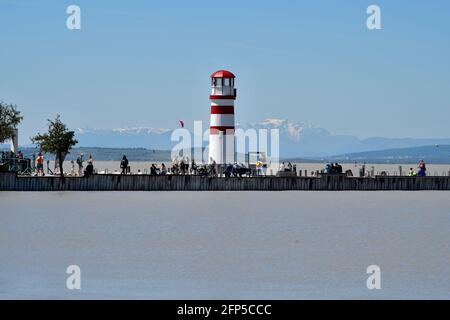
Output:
[208, 70, 237, 165]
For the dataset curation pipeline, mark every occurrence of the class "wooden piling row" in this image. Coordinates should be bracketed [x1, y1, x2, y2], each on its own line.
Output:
[1, 172, 450, 191]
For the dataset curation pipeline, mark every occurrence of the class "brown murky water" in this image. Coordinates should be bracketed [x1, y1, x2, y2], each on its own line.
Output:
[0, 191, 449, 299]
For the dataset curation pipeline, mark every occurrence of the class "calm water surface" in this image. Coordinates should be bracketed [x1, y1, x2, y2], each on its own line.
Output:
[0, 191, 449, 299]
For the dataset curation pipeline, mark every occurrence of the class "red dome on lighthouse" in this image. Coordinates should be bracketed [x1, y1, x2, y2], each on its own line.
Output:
[211, 70, 236, 78]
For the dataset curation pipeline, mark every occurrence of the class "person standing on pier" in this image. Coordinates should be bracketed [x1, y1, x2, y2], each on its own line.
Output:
[190, 160, 197, 175]
[84, 158, 94, 176]
[120, 155, 129, 175]
[84, 154, 94, 176]
[418, 160, 427, 177]
[76, 153, 84, 176]
[36, 152, 44, 176]
[70, 160, 76, 175]
[287, 162, 293, 172]
[160, 163, 167, 175]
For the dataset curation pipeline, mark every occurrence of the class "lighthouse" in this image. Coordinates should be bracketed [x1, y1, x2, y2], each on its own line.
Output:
[208, 70, 236, 164]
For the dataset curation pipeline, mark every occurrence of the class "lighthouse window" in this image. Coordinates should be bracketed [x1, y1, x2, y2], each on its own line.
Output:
[215, 78, 222, 86]
[224, 78, 230, 86]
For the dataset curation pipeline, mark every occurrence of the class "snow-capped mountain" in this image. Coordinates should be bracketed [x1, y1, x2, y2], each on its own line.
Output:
[245, 119, 322, 141]
[73, 119, 450, 158]
[241, 119, 361, 157]
[242, 119, 450, 158]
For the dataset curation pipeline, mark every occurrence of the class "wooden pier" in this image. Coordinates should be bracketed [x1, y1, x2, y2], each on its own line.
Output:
[1, 172, 450, 191]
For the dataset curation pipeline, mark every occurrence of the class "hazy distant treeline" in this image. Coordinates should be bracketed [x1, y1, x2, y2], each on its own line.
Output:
[1, 147, 172, 162]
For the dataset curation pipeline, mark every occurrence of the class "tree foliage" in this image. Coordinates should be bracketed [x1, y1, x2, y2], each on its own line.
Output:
[32, 115, 78, 178]
[0, 101, 23, 143]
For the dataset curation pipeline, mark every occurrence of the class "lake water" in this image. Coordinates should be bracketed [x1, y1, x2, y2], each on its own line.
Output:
[1, 191, 449, 299]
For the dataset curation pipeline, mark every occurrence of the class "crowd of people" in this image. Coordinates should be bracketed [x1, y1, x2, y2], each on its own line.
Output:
[57, 157, 432, 178]
[1, 150, 434, 179]
[66, 153, 94, 176]
[324, 163, 344, 174]
[408, 159, 427, 177]
[278, 162, 297, 173]
[120, 157, 225, 177]
[29, 152, 95, 177]
[115, 156, 261, 177]
[0, 150, 32, 174]
[224, 162, 252, 177]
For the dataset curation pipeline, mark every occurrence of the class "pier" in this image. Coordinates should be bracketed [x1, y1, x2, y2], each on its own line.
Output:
[1, 172, 450, 191]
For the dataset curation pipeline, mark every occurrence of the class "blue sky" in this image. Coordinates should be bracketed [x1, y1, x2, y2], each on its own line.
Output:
[1, 0, 450, 142]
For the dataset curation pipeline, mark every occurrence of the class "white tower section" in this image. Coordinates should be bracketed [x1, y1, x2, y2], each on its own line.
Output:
[208, 70, 236, 165]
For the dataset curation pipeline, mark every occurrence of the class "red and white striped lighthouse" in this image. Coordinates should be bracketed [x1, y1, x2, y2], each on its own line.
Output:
[209, 70, 236, 164]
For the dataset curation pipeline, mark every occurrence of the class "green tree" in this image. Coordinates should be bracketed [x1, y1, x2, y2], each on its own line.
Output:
[0, 102, 23, 144]
[32, 115, 78, 179]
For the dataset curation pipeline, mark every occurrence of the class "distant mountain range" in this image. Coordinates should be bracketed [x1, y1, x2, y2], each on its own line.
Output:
[290, 145, 450, 164]
[242, 119, 450, 158]
[72, 119, 450, 158]
[3, 119, 450, 161]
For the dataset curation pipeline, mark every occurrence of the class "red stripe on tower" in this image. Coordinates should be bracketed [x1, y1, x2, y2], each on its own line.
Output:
[209, 126, 235, 134]
[210, 106, 234, 114]
[209, 95, 236, 100]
